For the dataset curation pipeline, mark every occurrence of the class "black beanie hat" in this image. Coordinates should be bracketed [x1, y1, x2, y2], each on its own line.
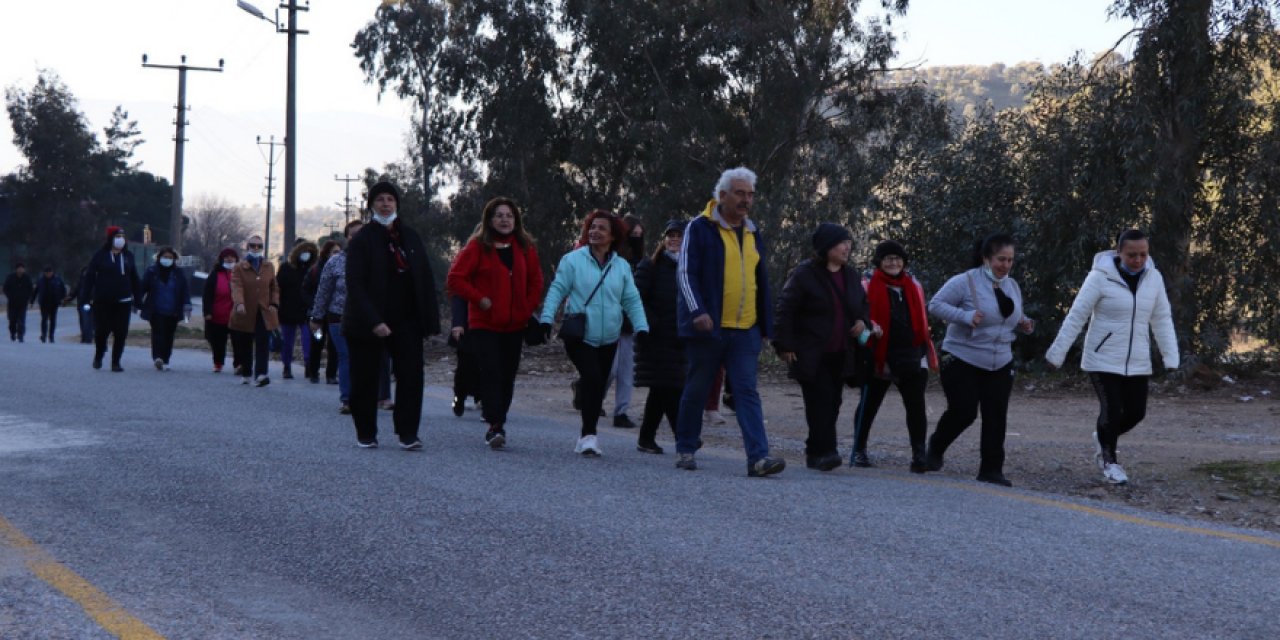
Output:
[662, 219, 686, 235]
[873, 240, 908, 267]
[367, 181, 400, 210]
[812, 223, 851, 258]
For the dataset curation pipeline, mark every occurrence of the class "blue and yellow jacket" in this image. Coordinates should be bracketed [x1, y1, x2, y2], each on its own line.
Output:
[676, 201, 774, 339]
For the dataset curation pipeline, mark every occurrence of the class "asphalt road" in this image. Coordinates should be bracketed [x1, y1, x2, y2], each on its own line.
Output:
[1, 314, 1278, 639]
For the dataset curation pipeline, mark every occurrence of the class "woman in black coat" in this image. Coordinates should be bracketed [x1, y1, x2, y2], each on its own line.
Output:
[276, 241, 319, 379]
[773, 223, 871, 471]
[632, 219, 687, 454]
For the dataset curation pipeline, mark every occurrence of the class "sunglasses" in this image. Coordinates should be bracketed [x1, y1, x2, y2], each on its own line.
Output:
[247, 243, 264, 249]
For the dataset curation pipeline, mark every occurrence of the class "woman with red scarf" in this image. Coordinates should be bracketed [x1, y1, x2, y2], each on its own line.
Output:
[773, 224, 871, 472]
[850, 241, 938, 472]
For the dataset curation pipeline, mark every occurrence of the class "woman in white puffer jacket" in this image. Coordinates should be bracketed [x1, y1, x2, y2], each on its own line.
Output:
[1046, 230, 1179, 485]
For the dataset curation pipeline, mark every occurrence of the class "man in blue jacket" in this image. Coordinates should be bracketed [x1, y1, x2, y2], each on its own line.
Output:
[674, 167, 785, 477]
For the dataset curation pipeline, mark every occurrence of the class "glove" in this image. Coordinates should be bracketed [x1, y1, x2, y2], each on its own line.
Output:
[542, 322, 553, 341]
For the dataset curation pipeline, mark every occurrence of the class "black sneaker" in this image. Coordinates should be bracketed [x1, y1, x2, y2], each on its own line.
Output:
[851, 451, 873, 468]
[748, 456, 786, 477]
[326, 376, 338, 385]
[357, 439, 378, 449]
[806, 452, 842, 471]
[636, 440, 664, 454]
[612, 415, 638, 429]
[676, 453, 697, 470]
[111, 364, 124, 373]
[976, 472, 1013, 487]
[452, 395, 465, 417]
[485, 429, 506, 450]
[399, 439, 423, 451]
[282, 366, 293, 379]
[924, 450, 944, 472]
[92, 355, 103, 370]
[338, 403, 351, 415]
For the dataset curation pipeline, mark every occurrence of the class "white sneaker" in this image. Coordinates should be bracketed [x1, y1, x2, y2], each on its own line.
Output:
[1103, 462, 1129, 485]
[703, 410, 726, 426]
[1092, 432, 1106, 471]
[574, 435, 601, 456]
[161, 364, 171, 372]
[241, 376, 251, 385]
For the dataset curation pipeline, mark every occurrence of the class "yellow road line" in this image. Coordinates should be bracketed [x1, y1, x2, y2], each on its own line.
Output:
[0, 514, 165, 639]
[906, 475, 1280, 549]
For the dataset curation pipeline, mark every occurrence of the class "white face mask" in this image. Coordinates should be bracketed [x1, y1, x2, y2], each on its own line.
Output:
[159, 258, 174, 268]
[112, 237, 126, 249]
[222, 261, 236, 270]
[300, 252, 312, 262]
[372, 212, 397, 226]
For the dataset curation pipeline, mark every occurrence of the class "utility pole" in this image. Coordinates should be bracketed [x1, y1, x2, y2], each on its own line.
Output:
[141, 54, 223, 251]
[335, 174, 359, 224]
[256, 135, 285, 260]
[282, 1, 309, 251]
[323, 220, 340, 239]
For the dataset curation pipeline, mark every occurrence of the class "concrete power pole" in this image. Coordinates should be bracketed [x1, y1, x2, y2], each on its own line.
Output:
[335, 174, 359, 224]
[141, 54, 223, 252]
[257, 136, 285, 260]
[282, 0, 309, 251]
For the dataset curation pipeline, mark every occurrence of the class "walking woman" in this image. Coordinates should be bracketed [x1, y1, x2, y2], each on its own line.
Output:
[82, 226, 141, 371]
[139, 246, 192, 371]
[632, 219, 687, 454]
[310, 221, 363, 414]
[344, 181, 440, 450]
[203, 248, 239, 373]
[850, 241, 938, 472]
[1046, 229, 1179, 485]
[773, 224, 871, 471]
[539, 210, 648, 457]
[277, 240, 319, 379]
[446, 197, 544, 449]
[306, 239, 343, 384]
[230, 234, 280, 387]
[925, 233, 1035, 486]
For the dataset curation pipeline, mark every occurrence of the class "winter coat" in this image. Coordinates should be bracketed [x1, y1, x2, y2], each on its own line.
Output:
[202, 268, 235, 325]
[342, 220, 441, 339]
[34, 276, 67, 309]
[772, 259, 871, 383]
[82, 248, 140, 305]
[928, 267, 1030, 371]
[309, 253, 348, 321]
[676, 203, 774, 339]
[446, 238, 544, 333]
[1046, 251, 1179, 375]
[276, 260, 316, 325]
[633, 252, 684, 388]
[4, 273, 35, 308]
[229, 259, 280, 332]
[539, 246, 649, 347]
[139, 265, 192, 321]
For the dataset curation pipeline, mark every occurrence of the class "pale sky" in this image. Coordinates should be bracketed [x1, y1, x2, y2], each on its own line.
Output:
[1, 0, 1134, 218]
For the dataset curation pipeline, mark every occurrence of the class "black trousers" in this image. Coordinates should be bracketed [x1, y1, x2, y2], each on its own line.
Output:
[929, 358, 1014, 475]
[149, 315, 180, 364]
[205, 322, 233, 368]
[452, 335, 481, 403]
[468, 329, 523, 427]
[1089, 372, 1149, 459]
[230, 313, 270, 377]
[797, 352, 848, 458]
[305, 326, 337, 379]
[564, 340, 618, 437]
[852, 367, 930, 455]
[40, 305, 58, 340]
[348, 325, 424, 444]
[639, 386, 681, 444]
[93, 301, 132, 365]
[8, 307, 26, 339]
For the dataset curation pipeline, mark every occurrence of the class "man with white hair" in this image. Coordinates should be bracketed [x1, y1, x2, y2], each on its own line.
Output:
[673, 167, 785, 477]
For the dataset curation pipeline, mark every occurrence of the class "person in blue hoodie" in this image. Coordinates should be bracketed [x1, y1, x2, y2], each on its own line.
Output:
[540, 210, 648, 457]
[139, 247, 192, 371]
[81, 226, 141, 371]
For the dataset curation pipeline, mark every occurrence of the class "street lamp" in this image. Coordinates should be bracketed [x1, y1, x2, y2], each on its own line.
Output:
[237, 0, 308, 251]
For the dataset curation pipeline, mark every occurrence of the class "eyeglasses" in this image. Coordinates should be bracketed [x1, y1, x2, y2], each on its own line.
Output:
[247, 243, 264, 249]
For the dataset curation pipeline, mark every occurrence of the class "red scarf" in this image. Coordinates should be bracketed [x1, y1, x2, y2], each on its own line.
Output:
[385, 220, 410, 272]
[867, 268, 929, 376]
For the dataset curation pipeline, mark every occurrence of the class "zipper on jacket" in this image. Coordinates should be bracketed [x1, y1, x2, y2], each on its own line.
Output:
[1123, 272, 1143, 376]
[1094, 332, 1113, 352]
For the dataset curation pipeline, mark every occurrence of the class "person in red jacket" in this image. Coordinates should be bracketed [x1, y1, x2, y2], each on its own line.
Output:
[446, 197, 545, 449]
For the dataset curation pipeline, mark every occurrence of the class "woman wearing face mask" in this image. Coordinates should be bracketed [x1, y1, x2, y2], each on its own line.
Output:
[924, 233, 1035, 487]
[1046, 230, 1178, 485]
[230, 234, 281, 387]
[344, 182, 440, 450]
[305, 239, 343, 384]
[276, 240, 319, 379]
[773, 223, 871, 471]
[81, 226, 141, 372]
[139, 247, 192, 371]
[446, 197, 544, 449]
[203, 248, 241, 373]
[632, 219, 689, 454]
[539, 210, 649, 457]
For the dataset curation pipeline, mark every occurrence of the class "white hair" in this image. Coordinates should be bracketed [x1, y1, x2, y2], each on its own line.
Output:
[713, 167, 758, 203]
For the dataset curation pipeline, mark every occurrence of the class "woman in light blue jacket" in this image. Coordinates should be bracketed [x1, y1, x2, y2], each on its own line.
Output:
[923, 233, 1035, 487]
[540, 210, 649, 457]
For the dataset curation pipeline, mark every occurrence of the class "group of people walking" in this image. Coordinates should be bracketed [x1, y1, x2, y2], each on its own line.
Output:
[2, 170, 1180, 485]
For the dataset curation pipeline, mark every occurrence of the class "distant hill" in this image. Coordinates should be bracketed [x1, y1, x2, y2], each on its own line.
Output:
[883, 62, 1051, 120]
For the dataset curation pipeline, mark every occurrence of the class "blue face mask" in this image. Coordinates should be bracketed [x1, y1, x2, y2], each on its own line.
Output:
[372, 212, 397, 226]
[159, 258, 174, 268]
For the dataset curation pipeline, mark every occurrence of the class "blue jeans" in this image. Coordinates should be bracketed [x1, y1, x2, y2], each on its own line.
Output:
[279, 323, 311, 367]
[328, 323, 351, 403]
[676, 328, 770, 463]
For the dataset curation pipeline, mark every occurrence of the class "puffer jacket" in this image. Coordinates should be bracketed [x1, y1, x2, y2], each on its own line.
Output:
[928, 268, 1029, 371]
[539, 246, 648, 347]
[1046, 251, 1179, 375]
[446, 238, 544, 333]
[633, 251, 684, 388]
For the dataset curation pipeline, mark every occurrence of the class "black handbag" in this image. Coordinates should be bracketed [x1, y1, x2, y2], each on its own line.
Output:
[558, 263, 612, 342]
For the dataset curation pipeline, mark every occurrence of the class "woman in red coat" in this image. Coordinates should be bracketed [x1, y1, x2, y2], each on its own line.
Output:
[446, 197, 544, 450]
